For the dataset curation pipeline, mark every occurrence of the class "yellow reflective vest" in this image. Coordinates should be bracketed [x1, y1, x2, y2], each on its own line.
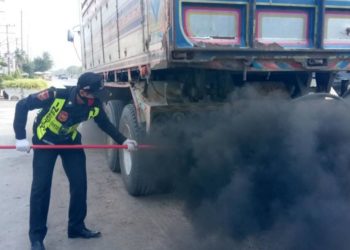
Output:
[36, 98, 100, 140]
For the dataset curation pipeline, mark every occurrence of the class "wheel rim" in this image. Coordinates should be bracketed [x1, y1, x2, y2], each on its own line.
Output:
[122, 124, 133, 176]
[123, 150, 132, 175]
[106, 137, 114, 159]
[105, 104, 115, 160]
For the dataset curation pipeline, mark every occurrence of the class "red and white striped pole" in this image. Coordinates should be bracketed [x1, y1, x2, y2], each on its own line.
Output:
[0, 144, 155, 150]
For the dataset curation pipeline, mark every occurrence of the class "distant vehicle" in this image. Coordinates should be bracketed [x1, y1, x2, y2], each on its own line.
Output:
[58, 74, 68, 80]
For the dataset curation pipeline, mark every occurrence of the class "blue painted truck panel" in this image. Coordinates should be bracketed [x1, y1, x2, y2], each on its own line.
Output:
[174, 0, 350, 50]
[80, 0, 350, 73]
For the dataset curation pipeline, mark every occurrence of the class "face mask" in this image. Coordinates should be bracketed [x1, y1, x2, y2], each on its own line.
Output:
[77, 89, 95, 104]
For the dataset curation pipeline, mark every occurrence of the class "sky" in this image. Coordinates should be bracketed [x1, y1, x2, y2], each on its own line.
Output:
[0, 0, 82, 70]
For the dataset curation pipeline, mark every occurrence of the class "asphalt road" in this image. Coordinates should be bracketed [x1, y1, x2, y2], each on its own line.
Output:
[3, 78, 350, 250]
[0, 99, 202, 250]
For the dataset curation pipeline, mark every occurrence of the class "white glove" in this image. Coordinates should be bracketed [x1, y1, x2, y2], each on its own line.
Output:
[16, 139, 31, 153]
[123, 139, 138, 151]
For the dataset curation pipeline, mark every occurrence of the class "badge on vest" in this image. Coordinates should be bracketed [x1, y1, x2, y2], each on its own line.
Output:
[57, 111, 69, 122]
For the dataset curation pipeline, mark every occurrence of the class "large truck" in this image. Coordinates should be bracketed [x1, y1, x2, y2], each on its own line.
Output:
[78, 0, 350, 196]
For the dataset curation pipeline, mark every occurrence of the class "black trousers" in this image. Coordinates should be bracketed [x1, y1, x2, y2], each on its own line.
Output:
[29, 142, 87, 243]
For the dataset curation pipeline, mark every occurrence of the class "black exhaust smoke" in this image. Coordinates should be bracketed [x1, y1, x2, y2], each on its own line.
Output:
[141, 87, 350, 250]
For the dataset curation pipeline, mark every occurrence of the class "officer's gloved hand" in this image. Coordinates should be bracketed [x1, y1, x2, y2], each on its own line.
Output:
[123, 139, 138, 151]
[15, 139, 31, 153]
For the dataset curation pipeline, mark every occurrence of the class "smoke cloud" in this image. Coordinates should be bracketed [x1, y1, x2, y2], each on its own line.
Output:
[141, 87, 350, 250]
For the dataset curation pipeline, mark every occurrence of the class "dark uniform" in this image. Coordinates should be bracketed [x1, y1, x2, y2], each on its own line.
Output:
[13, 85, 126, 245]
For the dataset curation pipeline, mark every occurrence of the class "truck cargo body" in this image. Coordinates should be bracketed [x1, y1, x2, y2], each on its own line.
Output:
[81, 0, 350, 72]
[80, 0, 350, 195]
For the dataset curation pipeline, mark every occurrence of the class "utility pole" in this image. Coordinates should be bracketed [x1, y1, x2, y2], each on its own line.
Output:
[15, 37, 18, 71]
[0, 24, 15, 74]
[6, 24, 10, 74]
[20, 9, 23, 51]
[0, 0, 4, 58]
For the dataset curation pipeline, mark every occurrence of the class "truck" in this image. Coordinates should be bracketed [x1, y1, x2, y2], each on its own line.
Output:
[77, 0, 350, 196]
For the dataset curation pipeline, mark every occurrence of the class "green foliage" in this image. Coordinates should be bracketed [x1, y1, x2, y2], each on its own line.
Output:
[2, 78, 48, 90]
[15, 49, 26, 69]
[0, 55, 7, 67]
[0, 61, 7, 67]
[19, 51, 53, 76]
[1, 50, 54, 78]
[1, 75, 15, 81]
[11, 71, 22, 78]
[33, 52, 53, 73]
[22, 61, 34, 75]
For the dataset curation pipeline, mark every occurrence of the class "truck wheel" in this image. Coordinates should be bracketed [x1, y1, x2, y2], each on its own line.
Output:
[119, 104, 149, 196]
[104, 100, 124, 172]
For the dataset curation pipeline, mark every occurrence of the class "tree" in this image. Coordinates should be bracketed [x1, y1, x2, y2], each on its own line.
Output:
[0, 56, 7, 67]
[14, 49, 26, 71]
[33, 52, 53, 72]
[66, 65, 82, 76]
[22, 60, 34, 75]
[0, 60, 7, 67]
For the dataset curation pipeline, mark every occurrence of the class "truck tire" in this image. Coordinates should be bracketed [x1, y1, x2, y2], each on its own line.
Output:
[104, 100, 124, 172]
[119, 104, 150, 196]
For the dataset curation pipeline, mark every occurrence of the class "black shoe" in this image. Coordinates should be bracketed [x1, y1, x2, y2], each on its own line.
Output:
[31, 241, 45, 250]
[68, 227, 101, 239]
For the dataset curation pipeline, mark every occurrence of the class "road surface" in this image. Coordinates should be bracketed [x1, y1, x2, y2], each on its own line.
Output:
[0, 99, 203, 250]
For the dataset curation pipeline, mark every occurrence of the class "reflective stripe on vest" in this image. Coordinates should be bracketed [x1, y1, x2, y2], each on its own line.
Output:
[37, 98, 66, 140]
[88, 107, 100, 119]
[37, 99, 100, 140]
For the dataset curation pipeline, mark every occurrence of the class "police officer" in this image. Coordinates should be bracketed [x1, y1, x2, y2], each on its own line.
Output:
[13, 72, 137, 250]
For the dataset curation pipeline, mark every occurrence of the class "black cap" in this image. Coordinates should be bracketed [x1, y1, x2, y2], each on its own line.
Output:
[77, 72, 104, 93]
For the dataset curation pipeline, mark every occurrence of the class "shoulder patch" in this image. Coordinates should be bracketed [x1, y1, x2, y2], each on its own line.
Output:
[37, 90, 50, 101]
[57, 111, 69, 122]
